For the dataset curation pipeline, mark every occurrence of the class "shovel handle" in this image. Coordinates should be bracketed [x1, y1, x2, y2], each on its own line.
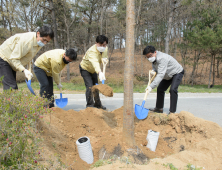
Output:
[28, 62, 32, 80]
[143, 90, 149, 100]
[143, 70, 157, 101]
[148, 70, 157, 86]
[102, 59, 108, 77]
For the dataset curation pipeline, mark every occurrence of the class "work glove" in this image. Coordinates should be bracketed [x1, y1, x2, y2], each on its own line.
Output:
[145, 86, 152, 93]
[99, 72, 106, 82]
[102, 58, 108, 64]
[150, 70, 156, 76]
[24, 69, 33, 79]
[57, 84, 63, 89]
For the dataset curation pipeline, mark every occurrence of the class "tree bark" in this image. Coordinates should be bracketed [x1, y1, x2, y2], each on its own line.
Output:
[216, 59, 220, 78]
[100, 0, 105, 35]
[1, 0, 6, 28]
[165, 0, 176, 54]
[123, 0, 135, 147]
[212, 54, 216, 86]
[48, 0, 60, 48]
[208, 55, 214, 88]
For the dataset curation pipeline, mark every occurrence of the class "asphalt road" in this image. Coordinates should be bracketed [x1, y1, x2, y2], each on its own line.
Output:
[54, 93, 222, 127]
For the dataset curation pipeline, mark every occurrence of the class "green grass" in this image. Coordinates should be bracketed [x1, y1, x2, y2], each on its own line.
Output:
[17, 81, 222, 94]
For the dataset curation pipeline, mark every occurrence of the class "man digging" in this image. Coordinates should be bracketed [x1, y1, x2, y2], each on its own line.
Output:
[34, 48, 77, 108]
[0, 25, 54, 90]
[79, 35, 108, 110]
[143, 45, 184, 114]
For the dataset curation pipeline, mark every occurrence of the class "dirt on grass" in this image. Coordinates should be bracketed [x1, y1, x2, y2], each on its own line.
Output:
[91, 84, 113, 97]
[38, 107, 222, 170]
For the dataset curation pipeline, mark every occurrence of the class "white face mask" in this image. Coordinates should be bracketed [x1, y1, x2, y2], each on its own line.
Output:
[148, 56, 156, 63]
[37, 40, 45, 47]
[97, 46, 106, 52]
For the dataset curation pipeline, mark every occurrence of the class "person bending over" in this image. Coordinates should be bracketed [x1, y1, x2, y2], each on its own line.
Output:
[0, 25, 54, 90]
[143, 45, 184, 114]
[34, 48, 77, 108]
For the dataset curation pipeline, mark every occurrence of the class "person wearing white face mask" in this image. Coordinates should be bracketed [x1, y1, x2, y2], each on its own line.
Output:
[0, 25, 54, 90]
[34, 48, 77, 108]
[79, 35, 108, 110]
[143, 45, 184, 115]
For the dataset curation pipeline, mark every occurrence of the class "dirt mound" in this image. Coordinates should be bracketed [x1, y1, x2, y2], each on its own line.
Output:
[91, 84, 113, 97]
[38, 107, 222, 170]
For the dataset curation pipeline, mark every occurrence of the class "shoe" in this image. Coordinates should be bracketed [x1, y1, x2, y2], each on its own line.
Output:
[149, 107, 163, 113]
[168, 111, 175, 115]
[49, 103, 55, 108]
[94, 104, 106, 110]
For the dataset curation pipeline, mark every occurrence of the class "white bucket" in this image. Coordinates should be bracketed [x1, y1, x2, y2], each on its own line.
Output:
[76, 136, 94, 164]
[146, 130, 160, 152]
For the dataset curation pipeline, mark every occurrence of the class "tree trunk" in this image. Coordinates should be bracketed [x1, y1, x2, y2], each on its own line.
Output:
[216, 59, 220, 78]
[208, 55, 214, 88]
[165, 0, 176, 54]
[212, 54, 216, 86]
[66, 28, 70, 81]
[48, 0, 59, 48]
[1, 0, 6, 28]
[100, 0, 105, 35]
[123, 0, 135, 147]
[190, 51, 200, 86]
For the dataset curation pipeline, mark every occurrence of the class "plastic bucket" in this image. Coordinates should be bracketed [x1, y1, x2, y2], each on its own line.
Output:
[76, 136, 94, 164]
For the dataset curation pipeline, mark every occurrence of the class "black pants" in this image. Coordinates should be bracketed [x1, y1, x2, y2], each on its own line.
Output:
[79, 64, 101, 107]
[33, 65, 54, 107]
[156, 70, 184, 113]
[0, 57, 18, 90]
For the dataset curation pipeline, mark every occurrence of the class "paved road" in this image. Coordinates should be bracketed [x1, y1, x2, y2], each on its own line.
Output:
[54, 93, 222, 127]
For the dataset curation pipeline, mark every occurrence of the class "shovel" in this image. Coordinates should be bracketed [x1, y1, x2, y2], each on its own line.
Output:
[101, 58, 108, 84]
[135, 70, 156, 120]
[55, 88, 68, 108]
[55, 72, 68, 108]
[25, 62, 36, 95]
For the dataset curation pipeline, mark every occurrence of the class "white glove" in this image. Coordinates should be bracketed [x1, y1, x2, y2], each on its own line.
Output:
[24, 69, 33, 79]
[102, 58, 108, 64]
[99, 72, 106, 82]
[150, 70, 156, 76]
[57, 84, 63, 89]
[145, 86, 152, 93]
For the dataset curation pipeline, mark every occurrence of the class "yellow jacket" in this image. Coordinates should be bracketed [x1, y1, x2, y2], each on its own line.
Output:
[34, 49, 66, 85]
[80, 44, 108, 74]
[0, 32, 42, 72]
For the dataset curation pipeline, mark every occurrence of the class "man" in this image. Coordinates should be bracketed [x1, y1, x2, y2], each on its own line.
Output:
[143, 45, 184, 114]
[80, 35, 108, 110]
[0, 25, 54, 90]
[34, 48, 77, 108]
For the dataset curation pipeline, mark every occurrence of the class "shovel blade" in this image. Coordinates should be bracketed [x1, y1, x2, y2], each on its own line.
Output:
[135, 103, 149, 120]
[25, 79, 35, 95]
[55, 93, 68, 108]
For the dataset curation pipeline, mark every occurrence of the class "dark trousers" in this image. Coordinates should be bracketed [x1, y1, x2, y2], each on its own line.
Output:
[33, 65, 54, 107]
[0, 57, 18, 90]
[79, 64, 101, 107]
[156, 70, 184, 112]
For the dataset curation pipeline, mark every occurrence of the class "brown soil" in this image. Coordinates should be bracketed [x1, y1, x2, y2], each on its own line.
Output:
[91, 84, 113, 97]
[38, 107, 222, 170]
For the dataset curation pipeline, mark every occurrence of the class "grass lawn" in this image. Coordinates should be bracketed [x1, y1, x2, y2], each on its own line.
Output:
[16, 82, 222, 94]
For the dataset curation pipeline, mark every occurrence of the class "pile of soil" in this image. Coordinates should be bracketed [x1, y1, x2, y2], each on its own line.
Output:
[38, 107, 222, 170]
[91, 84, 113, 97]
